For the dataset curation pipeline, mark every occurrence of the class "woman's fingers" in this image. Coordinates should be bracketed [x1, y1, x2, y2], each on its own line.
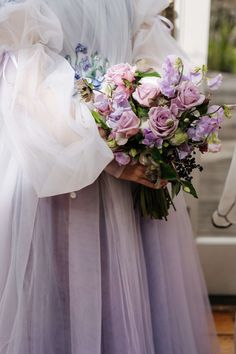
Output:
[138, 178, 157, 189]
[119, 163, 168, 189]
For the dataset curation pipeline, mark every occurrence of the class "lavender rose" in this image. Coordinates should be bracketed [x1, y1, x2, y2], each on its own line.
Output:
[174, 81, 205, 110]
[112, 110, 140, 145]
[148, 106, 179, 139]
[105, 63, 136, 87]
[132, 82, 160, 107]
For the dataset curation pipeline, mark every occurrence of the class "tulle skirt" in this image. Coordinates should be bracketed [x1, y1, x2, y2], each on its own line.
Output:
[0, 172, 219, 354]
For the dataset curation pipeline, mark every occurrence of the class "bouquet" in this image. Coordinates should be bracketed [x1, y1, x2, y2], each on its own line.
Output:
[70, 44, 232, 220]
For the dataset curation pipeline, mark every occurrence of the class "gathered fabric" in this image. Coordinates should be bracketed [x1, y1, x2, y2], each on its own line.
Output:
[0, 1, 219, 353]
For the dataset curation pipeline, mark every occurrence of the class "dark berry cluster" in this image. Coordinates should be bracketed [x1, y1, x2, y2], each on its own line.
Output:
[174, 155, 203, 182]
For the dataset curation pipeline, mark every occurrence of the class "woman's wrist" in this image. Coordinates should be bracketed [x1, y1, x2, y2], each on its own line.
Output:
[105, 160, 126, 179]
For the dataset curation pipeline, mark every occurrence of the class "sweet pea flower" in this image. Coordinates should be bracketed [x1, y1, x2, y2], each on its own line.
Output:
[159, 55, 182, 98]
[105, 63, 136, 86]
[207, 131, 222, 153]
[94, 93, 111, 116]
[173, 81, 205, 110]
[149, 106, 179, 139]
[114, 152, 131, 166]
[208, 105, 224, 124]
[133, 82, 160, 107]
[208, 143, 222, 153]
[177, 143, 193, 160]
[142, 129, 163, 148]
[188, 110, 222, 142]
[207, 74, 223, 91]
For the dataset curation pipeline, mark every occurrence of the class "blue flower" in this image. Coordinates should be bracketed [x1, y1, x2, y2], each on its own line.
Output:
[75, 43, 88, 54]
[81, 56, 91, 72]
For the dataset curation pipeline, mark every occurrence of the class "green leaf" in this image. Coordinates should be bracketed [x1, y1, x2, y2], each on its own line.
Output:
[137, 106, 149, 119]
[129, 98, 138, 115]
[151, 147, 162, 163]
[171, 181, 181, 199]
[135, 71, 161, 79]
[181, 180, 198, 198]
[161, 163, 177, 180]
[91, 111, 109, 130]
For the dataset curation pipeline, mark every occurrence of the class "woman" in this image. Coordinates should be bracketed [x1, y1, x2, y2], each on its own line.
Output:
[0, 0, 219, 353]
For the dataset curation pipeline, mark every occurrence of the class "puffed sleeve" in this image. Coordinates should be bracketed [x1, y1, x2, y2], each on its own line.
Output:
[132, 0, 187, 70]
[0, 0, 113, 197]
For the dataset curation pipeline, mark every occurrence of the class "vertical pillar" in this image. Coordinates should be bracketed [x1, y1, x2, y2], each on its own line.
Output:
[174, 0, 211, 234]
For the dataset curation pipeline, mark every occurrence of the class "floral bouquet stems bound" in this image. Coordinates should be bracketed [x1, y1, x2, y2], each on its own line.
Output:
[70, 45, 232, 220]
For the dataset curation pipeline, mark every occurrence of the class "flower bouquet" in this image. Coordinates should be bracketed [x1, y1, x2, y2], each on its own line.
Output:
[70, 46, 231, 220]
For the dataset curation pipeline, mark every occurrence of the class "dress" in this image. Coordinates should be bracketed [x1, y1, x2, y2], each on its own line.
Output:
[0, 0, 219, 353]
[212, 145, 236, 228]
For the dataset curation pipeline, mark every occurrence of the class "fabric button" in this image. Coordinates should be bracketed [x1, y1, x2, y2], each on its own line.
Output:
[70, 192, 77, 199]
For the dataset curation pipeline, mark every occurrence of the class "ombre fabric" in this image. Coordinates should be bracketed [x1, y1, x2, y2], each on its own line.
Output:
[0, 0, 219, 353]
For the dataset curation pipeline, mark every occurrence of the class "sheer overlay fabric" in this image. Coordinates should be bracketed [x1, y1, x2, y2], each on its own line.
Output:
[0, 0, 219, 353]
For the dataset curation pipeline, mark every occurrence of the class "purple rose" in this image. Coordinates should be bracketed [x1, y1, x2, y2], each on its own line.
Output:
[114, 152, 131, 166]
[132, 82, 160, 107]
[148, 106, 179, 139]
[112, 110, 140, 145]
[105, 63, 136, 87]
[94, 93, 111, 116]
[174, 81, 205, 110]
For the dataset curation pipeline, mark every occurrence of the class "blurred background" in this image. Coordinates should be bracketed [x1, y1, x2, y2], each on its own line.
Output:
[165, 1, 236, 352]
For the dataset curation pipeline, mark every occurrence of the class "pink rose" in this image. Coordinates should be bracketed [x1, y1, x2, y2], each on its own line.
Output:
[174, 81, 205, 110]
[113, 110, 140, 145]
[149, 106, 179, 139]
[132, 83, 160, 107]
[105, 63, 136, 86]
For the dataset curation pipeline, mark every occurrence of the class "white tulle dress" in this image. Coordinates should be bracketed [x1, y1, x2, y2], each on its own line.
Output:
[0, 0, 219, 353]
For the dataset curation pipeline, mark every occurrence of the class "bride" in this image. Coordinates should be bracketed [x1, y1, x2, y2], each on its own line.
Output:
[0, 0, 219, 353]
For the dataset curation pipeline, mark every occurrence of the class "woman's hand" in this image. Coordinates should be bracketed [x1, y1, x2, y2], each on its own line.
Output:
[119, 163, 167, 189]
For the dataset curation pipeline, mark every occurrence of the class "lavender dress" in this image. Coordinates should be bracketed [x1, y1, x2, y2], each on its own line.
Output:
[0, 0, 219, 353]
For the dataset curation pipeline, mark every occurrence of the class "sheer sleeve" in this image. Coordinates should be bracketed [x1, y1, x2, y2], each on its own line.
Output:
[132, 0, 187, 70]
[0, 1, 113, 198]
